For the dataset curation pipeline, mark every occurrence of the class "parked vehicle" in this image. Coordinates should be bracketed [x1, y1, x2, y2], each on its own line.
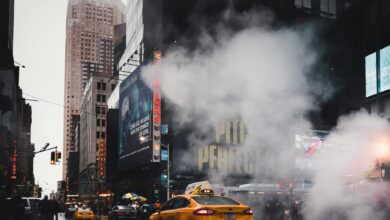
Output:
[108, 205, 137, 219]
[22, 197, 41, 220]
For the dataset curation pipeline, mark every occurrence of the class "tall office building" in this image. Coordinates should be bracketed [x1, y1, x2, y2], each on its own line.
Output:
[63, 0, 124, 180]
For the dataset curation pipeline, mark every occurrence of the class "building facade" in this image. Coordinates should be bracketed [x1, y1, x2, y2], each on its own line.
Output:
[0, 0, 34, 196]
[79, 76, 117, 196]
[63, 0, 125, 180]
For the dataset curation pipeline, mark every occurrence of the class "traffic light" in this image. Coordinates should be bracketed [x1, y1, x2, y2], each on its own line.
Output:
[56, 152, 61, 162]
[50, 151, 56, 165]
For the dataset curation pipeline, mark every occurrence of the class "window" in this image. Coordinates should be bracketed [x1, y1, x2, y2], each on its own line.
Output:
[97, 119, 100, 126]
[320, 0, 337, 19]
[96, 132, 100, 138]
[295, 0, 312, 8]
[160, 199, 175, 211]
[171, 197, 190, 209]
[96, 106, 101, 114]
[111, 84, 115, 91]
[102, 95, 106, 102]
[102, 83, 106, 90]
[102, 119, 106, 127]
[97, 82, 101, 90]
[101, 132, 105, 138]
[192, 196, 240, 205]
[101, 107, 106, 114]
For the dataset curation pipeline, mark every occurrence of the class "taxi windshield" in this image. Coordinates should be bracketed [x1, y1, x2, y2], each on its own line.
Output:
[192, 196, 240, 205]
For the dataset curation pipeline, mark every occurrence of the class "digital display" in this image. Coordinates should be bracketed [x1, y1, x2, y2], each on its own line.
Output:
[365, 52, 377, 97]
[380, 46, 390, 92]
[119, 66, 153, 170]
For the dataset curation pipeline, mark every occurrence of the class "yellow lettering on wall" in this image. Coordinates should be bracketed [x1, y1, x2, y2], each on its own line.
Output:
[240, 121, 245, 144]
[243, 152, 254, 174]
[228, 148, 236, 173]
[198, 146, 209, 171]
[232, 121, 238, 145]
[209, 145, 217, 170]
[217, 146, 229, 174]
[225, 121, 231, 145]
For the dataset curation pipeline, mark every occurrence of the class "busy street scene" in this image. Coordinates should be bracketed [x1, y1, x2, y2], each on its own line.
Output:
[2, 0, 390, 219]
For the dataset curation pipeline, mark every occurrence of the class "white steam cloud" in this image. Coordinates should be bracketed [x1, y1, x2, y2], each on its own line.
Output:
[305, 111, 390, 220]
[142, 19, 331, 181]
[140, 9, 390, 220]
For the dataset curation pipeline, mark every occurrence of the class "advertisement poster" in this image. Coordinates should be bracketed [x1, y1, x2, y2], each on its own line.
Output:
[365, 52, 377, 97]
[380, 46, 390, 93]
[119, 67, 153, 170]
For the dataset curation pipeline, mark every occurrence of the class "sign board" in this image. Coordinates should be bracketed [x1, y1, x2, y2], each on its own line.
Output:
[152, 50, 162, 162]
[365, 52, 377, 97]
[119, 65, 153, 170]
[98, 138, 106, 179]
[161, 150, 168, 161]
[185, 181, 212, 194]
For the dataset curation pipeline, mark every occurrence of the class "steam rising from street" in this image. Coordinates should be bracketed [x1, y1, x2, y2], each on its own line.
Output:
[305, 111, 390, 220]
[142, 17, 328, 180]
[141, 10, 390, 220]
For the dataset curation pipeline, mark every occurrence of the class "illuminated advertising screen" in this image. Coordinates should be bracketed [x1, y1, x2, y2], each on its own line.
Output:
[119, 67, 153, 170]
[365, 52, 377, 97]
[380, 46, 390, 92]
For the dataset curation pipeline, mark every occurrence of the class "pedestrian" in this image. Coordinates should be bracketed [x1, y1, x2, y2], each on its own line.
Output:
[39, 195, 52, 220]
[50, 199, 61, 220]
[153, 200, 161, 210]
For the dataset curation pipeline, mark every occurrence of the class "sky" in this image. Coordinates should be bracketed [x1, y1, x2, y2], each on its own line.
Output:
[13, 0, 128, 197]
[14, 0, 68, 196]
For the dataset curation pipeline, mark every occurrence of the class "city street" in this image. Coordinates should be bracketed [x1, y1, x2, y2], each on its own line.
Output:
[3, 0, 390, 220]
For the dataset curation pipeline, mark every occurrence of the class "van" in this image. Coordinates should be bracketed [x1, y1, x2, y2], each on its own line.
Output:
[22, 197, 41, 220]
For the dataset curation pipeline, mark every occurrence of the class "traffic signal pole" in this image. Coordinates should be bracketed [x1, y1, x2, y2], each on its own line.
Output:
[34, 146, 62, 165]
[34, 146, 58, 155]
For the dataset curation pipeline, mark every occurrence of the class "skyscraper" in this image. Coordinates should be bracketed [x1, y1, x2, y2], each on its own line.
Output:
[63, 0, 124, 180]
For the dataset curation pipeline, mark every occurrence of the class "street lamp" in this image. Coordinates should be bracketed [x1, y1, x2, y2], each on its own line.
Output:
[139, 136, 170, 200]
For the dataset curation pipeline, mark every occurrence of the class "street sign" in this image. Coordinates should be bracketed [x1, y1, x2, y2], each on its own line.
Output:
[161, 150, 168, 161]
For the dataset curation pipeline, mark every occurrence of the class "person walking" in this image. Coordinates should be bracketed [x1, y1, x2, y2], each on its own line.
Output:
[39, 196, 52, 220]
[50, 199, 61, 220]
[153, 200, 161, 210]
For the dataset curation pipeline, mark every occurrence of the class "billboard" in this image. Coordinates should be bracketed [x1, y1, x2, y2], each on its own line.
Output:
[380, 46, 390, 92]
[365, 52, 377, 97]
[119, 67, 153, 170]
[172, 121, 286, 177]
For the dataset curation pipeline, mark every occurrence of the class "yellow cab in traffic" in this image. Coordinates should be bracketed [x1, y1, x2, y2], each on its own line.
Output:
[73, 204, 95, 219]
[149, 181, 254, 220]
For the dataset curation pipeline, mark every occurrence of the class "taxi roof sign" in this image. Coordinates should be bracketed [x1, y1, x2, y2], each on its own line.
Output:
[185, 181, 212, 194]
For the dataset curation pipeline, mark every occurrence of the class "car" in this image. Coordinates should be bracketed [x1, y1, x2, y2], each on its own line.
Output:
[149, 189, 254, 220]
[74, 205, 94, 220]
[65, 203, 78, 219]
[22, 197, 41, 220]
[108, 205, 137, 219]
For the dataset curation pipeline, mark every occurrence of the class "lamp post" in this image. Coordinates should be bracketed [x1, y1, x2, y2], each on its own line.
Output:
[139, 136, 170, 200]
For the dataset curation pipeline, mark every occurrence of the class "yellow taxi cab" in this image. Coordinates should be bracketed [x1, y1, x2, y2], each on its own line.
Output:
[149, 182, 254, 220]
[73, 205, 95, 219]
